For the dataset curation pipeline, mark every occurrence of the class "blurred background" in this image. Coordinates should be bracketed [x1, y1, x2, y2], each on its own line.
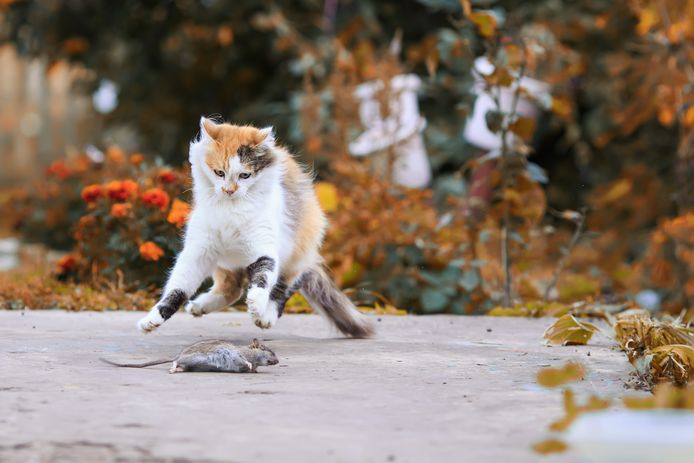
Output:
[0, 0, 692, 317]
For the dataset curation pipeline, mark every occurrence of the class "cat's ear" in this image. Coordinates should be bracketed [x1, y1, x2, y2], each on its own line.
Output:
[258, 126, 275, 146]
[199, 116, 221, 141]
[251, 338, 260, 348]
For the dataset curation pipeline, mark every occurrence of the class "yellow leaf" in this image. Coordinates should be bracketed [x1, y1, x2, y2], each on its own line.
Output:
[316, 182, 339, 212]
[537, 362, 586, 388]
[470, 12, 497, 38]
[602, 178, 633, 203]
[636, 8, 657, 36]
[543, 314, 599, 346]
[549, 390, 610, 431]
[509, 116, 536, 141]
[531, 439, 568, 454]
[623, 395, 655, 410]
[488, 306, 531, 317]
[284, 293, 314, 314]
[341, 261, 363, 286]
[558, 274, 600, 302]
[551, 96, 573, 118]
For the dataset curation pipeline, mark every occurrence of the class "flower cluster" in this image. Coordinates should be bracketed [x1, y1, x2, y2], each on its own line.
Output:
[68, 165, 191, 286]
[6, 148, 192, 288]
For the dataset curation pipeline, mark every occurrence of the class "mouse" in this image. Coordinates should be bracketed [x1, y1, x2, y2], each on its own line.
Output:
[100, 338, 279, 373]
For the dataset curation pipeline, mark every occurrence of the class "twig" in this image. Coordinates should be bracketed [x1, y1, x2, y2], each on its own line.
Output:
[544, 208, 587, 300]
[489, 41, 527, 307]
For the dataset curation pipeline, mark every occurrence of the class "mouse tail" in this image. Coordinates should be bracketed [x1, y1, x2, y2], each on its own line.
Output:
[298, 265, 375, 338]
[99, 357, 172, 368]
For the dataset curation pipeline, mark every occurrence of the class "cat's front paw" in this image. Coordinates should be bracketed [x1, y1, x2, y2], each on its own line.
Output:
[137, 309, 164, 333]
[246, 287, 275, 329]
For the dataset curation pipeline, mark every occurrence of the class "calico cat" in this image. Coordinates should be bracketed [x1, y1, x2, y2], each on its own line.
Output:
[137, 118, 374, 338]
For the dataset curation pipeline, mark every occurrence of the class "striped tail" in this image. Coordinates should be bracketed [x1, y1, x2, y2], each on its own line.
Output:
[299, 266, 375, 338]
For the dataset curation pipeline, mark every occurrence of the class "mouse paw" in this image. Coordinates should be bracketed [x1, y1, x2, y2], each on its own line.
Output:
[169, 361, 185, 374]
[137, 309, 164, 333]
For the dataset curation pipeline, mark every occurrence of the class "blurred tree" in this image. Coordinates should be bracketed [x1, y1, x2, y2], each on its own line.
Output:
[0, 0, 448, 161]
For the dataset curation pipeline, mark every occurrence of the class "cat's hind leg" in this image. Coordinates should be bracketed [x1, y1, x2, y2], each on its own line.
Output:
[266, 272, 303, 320]
[185, 268, 244, 317]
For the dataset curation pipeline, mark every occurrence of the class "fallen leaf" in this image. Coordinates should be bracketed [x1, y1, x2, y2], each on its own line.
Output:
[532, 438, 568, 454]
[537, 362, 585, 388]
[544, 314, 599, 346]
[623, 395, 655, 410]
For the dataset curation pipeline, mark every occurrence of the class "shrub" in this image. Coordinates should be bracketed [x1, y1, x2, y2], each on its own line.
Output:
[65, 167, 191, 289]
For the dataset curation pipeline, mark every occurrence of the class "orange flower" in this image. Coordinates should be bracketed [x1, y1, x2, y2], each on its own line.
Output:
[106, 146, 126, 164]
[45, 160, 71, 180]
[167, 199, 191, 228]
[110, 202, 132, 218]
[106, 180, 139, 201]
[56, 255, 77, 274]
[157, 169, 177, 184]
[130, 153, 145, 166]
[139, 241, 165, 262]
[142, 188, 170, 211]
[81, 184, 103, 203]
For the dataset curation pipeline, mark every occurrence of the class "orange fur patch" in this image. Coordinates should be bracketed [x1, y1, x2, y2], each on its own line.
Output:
[203, 122, 268, 170]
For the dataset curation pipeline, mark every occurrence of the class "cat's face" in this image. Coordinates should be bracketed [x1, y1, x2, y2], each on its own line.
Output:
[191, 118, 276, 199]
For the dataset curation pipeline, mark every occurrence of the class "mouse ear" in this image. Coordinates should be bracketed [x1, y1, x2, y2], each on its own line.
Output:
[251, 338, 260, 348]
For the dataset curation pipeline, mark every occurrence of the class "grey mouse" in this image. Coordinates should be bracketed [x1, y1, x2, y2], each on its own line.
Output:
[100, 338, 279, 373]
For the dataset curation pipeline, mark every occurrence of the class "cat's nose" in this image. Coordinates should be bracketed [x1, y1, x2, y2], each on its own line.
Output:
[222, 185, 237, 195]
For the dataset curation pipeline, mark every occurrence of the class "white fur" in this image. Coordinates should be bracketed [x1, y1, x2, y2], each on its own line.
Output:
[184, 291, 228, 317]
[137, 120, 295, 332]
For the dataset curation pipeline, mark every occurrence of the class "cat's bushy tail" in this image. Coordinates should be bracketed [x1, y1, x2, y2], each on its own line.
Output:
[299, 266, 375, 338]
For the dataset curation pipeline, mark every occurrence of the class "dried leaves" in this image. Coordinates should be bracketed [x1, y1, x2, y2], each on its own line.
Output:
[533, 361, 608, 455]
[0, 264, 155, 311]
[549, 389, 610, 432]
[488, 301, 569, 317]
[624, 383, 694, 410]
[614, 310, 694, 388]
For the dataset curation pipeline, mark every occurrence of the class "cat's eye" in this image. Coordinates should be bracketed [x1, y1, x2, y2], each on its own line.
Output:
[213, 169, 225, 178]
[239, 172, 251, 179]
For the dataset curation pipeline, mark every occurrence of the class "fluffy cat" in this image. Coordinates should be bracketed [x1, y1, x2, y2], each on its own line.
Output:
[136, 118, 374, 338]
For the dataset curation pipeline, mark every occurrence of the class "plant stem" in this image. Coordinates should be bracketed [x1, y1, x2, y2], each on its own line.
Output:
[544, 209, 586, 300]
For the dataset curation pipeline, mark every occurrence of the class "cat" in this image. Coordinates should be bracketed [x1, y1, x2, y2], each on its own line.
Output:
[136, 118, 374, 338]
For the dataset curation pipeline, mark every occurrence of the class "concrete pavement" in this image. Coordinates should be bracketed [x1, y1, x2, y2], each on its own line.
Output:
[0, 310, 631, 462]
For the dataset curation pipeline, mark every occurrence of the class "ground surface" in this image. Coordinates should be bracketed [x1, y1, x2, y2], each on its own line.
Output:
[0, 310, 631, 463]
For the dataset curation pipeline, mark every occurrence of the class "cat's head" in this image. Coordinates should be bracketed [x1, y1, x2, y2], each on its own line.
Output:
[189, 118, 277, 199]
[249, 338, 279, 366]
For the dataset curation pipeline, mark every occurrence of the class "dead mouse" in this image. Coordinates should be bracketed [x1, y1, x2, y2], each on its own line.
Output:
[100, 338, 279, 373]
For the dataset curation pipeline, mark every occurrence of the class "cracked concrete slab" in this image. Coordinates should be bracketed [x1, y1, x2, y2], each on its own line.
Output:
[0, 310, 631, 463]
